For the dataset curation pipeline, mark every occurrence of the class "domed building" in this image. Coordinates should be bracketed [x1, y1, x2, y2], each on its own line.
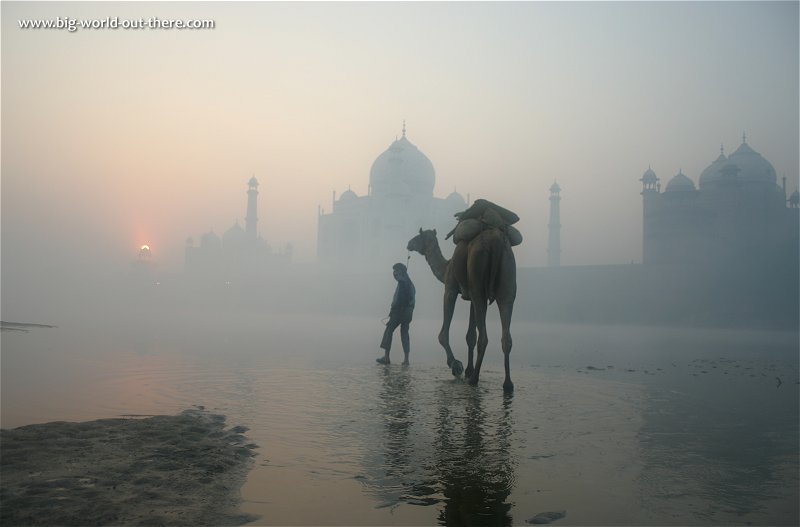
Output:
[641, 135, 798, 268]
[317, 125, 468, 268]
[185, 177, 289, 281]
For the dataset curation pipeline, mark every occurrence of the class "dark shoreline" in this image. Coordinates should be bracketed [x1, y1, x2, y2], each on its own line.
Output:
[1, 409, 258, 526]
[0, 321, 57, 333]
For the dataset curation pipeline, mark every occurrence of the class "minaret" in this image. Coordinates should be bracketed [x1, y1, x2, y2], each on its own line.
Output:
[245, 176, 259, 242]
[547, 181, 562, 267]
[640, 166, 660, 264]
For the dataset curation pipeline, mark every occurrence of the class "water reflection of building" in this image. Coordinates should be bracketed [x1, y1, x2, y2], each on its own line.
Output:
[317, 125, 467, 269]
[184, 177, 291, 281]
[639, 356, 799, 524]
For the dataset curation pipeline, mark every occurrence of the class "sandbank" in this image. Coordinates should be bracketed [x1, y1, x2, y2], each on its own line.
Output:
[1, 409, 258, 526]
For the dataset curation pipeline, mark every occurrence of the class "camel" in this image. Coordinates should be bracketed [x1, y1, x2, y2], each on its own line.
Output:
[407, 227, 517, 392]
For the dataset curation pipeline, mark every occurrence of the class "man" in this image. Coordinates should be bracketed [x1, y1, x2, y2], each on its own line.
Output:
[377, 263, 415, 365]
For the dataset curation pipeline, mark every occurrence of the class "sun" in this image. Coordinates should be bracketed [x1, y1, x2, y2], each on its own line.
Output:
[140, 244, 150, 251]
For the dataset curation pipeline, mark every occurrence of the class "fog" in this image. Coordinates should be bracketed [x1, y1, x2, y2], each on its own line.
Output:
[2, 2, 797, 328]
[1, 1, 798, 361]
[3, 5, 799, 524]
[3, 2, 798, 287]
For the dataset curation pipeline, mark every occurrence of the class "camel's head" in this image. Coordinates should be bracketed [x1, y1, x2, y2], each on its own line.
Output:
[407, 228, 437, 254]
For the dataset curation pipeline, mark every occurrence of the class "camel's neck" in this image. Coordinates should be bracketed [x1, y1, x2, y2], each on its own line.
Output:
[423, 240, 449, 284]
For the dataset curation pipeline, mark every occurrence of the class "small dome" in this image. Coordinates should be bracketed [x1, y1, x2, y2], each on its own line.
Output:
[339, 188, 358, 201]
[248, 176, 259, 187]
[550, 181, 561, 193]
[369, 132, 435, 198]
[200, 231, 221, 248]
[641, 167, 658, 184]
[445, 190, 467, 207]
[665, 171, 696, 193]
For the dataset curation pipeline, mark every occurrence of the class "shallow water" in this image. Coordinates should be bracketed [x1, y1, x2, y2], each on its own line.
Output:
[2, 311, 798, 525]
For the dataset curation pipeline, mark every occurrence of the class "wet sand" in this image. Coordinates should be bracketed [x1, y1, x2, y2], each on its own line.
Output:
[0, 409, 258, 526]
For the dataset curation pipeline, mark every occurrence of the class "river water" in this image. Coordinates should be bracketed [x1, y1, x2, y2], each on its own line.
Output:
[2, 310, 797, 525]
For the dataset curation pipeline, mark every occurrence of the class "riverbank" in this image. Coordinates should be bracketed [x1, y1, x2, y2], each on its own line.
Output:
[0, 409, 258, 526]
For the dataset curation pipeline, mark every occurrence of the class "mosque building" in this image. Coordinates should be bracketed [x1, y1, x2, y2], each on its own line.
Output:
[640, 135, 798, 268]
[521, 135, 797, 328]
[184, 177, 290, 281]
[317, 124, 468, 269]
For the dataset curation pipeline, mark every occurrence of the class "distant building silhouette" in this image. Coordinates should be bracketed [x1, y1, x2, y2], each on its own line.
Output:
[547, 181, 562, 267]
[317, 124, 467, 268]
[516, 134, 798, 329]
[245, 176, 259, 241]
[185, 177, 289, 281]
[641, 136, 798, 268]
[788, 189, 799, 209]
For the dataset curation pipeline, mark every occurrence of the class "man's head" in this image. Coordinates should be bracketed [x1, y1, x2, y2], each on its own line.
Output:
[392, 262, 407, 279]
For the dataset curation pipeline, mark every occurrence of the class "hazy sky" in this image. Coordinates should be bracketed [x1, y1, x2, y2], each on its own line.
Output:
[2, 1, 798, 275]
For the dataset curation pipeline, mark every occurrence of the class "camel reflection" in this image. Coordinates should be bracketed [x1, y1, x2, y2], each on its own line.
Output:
[370, 367, 517, 525]
[433, 384, 515, 526]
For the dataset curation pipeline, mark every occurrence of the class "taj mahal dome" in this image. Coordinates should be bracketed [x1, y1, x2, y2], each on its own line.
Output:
[317, 125, 467, 269]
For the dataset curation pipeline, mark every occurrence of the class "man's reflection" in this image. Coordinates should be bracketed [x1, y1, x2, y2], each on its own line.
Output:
[365, 367, 438, 508]
[378, 366, 413, 476]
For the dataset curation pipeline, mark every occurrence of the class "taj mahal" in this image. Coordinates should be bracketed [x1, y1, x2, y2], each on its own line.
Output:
[316, 124, 468, 269]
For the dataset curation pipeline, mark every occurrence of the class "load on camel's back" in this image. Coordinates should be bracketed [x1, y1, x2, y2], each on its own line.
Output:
[441, 198, 521, 305]
[446, 198, 523, 247]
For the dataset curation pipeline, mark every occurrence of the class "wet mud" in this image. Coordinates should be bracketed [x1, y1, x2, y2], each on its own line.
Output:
[0, 409, 258, 526]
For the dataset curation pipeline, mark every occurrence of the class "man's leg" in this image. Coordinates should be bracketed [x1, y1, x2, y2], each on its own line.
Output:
[378, 318, 400, 364]
[400, 321, 410, 365]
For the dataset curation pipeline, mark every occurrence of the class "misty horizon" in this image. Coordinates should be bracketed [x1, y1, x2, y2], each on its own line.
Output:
[2, 2, 798, 279]
[1, 2, 798, 329]
[1, 4, 798, 525]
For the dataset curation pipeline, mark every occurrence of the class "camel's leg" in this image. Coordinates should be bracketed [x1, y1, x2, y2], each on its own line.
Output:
[439, 289, 463, 377]
[498, 301, 514, 393]
[468, 297, 489, 386]
[464, 303, 477, 379]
